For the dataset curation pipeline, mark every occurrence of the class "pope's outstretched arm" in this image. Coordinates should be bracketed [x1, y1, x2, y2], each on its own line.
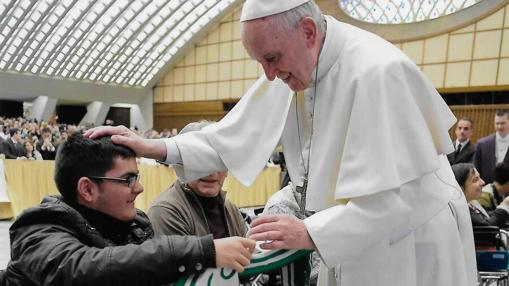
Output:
[84, 125, 225, 181]
[86, 77, 293, 186]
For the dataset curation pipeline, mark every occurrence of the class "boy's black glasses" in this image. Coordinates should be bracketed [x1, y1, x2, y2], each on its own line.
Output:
[89, 174, 140, 188]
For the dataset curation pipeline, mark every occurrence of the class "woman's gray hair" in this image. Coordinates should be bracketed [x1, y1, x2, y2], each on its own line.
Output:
[241, 1, 325, 35]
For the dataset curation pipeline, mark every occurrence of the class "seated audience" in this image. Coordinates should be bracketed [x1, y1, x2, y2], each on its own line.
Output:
[452, 163, 509, 228]
[148, 121, 246, 238]
[1, 133, 254, 285]
[2, 128, 25, 159]
[21, 141, 42, 160]
[36, 127, 57, 160]
[478, 162, 509, 211]
[0, 116, 175, 156]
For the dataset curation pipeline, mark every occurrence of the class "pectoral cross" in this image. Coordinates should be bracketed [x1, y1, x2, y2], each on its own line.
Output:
[296, 177, 308, 216]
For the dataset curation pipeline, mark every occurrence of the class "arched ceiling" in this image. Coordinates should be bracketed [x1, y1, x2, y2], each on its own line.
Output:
[0, 0, 240, 103]
[1, 0, 507, 103]
[338, 0, 483, 24]
[317, 0, 509, 42]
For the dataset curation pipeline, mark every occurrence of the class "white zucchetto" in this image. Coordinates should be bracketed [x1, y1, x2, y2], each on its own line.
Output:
[240, 0, 310, 22]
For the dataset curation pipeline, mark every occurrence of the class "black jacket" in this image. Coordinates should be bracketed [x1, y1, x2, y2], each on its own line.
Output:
[1, 139, 24, 159]
[2, 196, 215, 286]
[447, 141, 475, 165]
[35, 140, 57, 160]
[469, 204, 509, 228]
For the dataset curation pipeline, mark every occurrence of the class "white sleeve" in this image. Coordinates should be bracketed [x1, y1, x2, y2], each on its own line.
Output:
[161, 76, 293, 186]
[304, 188, 409, 267]
[305, 157, 456, 268]
[163, 134, 226, 183]
[163, 138, 182, 165]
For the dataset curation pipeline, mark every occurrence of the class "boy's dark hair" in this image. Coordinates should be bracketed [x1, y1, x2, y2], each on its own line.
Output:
[42, 127, 51, 134]
[494, 162, 509, 185]
[54, 133, 136, 203]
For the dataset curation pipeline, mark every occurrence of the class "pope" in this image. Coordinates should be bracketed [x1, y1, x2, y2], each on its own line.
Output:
[86, 0, 477, 285]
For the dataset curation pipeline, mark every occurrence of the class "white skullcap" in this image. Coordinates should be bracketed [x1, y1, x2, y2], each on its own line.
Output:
[240, 0, 310, 22]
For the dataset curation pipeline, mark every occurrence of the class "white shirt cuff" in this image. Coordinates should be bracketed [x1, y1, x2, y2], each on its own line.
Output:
[163, 138, 183, 165]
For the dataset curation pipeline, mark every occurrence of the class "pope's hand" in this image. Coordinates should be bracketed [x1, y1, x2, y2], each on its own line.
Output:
[248, 214, 315, 250]
[214, 237, 256, 273]
[84, 125, 167, 161]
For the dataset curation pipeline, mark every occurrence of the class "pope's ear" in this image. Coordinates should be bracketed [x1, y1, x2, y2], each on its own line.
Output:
[299, 17, 318, 47]
[77, 177, 96, 204]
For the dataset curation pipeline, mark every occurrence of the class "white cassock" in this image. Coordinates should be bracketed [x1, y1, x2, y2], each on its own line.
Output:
[163, 16, 477, 286]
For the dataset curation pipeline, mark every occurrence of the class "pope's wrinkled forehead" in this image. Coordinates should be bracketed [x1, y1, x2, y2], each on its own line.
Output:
[241, 19, 289, 59]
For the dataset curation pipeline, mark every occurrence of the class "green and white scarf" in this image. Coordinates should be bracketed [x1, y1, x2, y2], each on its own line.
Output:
[175, 249, 311, 286]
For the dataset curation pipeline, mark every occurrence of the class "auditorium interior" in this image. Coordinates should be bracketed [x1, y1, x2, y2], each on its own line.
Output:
[0, 0, 509, 284]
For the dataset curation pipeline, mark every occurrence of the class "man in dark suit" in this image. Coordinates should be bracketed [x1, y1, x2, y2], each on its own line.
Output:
[2, 128, 25, 159]
[448, 117, 475, 165]
[475, 110, 509, 184]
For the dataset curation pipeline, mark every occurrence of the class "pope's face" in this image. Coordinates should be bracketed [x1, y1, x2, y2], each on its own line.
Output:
[242, 18, 318, 91]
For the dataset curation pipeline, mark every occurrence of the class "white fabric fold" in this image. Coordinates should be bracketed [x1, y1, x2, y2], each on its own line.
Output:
[333, 59, 456, 199]
[168, 76, 293, 185]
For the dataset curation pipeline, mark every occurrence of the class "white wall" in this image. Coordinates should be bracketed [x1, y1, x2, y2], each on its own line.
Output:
[28, 96, 57, 122]
[79, 101, 111, 127]
[110, 91, 154, 132]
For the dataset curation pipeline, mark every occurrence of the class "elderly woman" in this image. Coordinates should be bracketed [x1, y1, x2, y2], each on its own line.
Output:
[452, 163, 509, 228]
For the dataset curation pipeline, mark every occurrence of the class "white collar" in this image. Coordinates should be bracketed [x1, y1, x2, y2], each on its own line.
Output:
[455, 139, 469, 148]
[309, 16, 344, 86]
[496, 133, 509, 142]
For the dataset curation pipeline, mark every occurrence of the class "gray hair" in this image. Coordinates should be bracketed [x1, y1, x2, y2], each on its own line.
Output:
[241, 1, 325, 35]
[179, 120, 214, 135]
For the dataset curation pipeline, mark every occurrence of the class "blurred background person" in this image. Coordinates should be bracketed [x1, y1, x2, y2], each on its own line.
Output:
[21, 141, 42, 161]
[475, 110, 509, 183]
[448, 117, 475, 165]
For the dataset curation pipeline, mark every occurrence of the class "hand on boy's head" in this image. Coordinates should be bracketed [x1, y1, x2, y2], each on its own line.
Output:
[84, 126, 168, 162]
[84, 125, 133, 140]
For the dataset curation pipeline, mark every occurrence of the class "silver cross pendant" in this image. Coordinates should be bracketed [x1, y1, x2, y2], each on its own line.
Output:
[295, 177, 308, 216]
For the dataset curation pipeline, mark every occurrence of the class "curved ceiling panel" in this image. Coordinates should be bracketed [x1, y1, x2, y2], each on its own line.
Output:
[338, 0, 483, 24]
[317, 0, 509, 42]
[0, 0, 236, 88]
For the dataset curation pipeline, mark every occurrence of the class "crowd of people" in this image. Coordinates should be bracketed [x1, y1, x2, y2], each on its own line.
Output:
[0, 116, 179, 163]
[448, 110, 509, 237]
[0, 117, 77, 160]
